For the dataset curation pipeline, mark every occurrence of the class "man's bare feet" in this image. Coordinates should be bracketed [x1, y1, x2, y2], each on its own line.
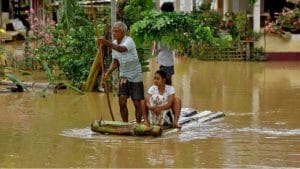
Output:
[173, 123, 182, 129]
[144, 122, 150, 127]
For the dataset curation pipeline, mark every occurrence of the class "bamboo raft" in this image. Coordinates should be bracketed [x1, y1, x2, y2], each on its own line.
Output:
[91, 108, 225, 137]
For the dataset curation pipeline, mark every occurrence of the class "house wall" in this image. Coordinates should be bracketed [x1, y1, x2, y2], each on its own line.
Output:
[256, 34, 300, 53]
[158, 0, 193, 12]
[231, 0, 265, 14]
[180, 0, 193, 12]
[255, 34, 300, 60]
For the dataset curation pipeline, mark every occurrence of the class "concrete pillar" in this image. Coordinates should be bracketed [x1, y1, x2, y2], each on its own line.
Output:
[30, 0, 32, 10]
[175, 0, 180, 12]
[212, 0, 218, 10]
[156, 0, 160, 10]
[253, 0, 260, 32]
[186, 0, 193, 12]
[181, 0, 193, 12]
[223, 0, 229, 19]
[232, 0, 239, 13]
[111, 0, 116, 25]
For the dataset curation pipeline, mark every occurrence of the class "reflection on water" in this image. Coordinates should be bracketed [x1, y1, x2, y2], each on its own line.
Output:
[1, 40, 25, 67]
[1, 49, 300, 167]
[60, 127, 95, 139]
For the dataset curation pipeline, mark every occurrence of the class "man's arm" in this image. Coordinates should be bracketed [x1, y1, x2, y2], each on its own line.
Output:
[98, 38, 128, 53]
[103, 59, 119, 81]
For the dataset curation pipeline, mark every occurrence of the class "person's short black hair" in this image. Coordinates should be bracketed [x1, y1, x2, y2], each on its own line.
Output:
[155, 70, 171, 85]
[161, 2, 174, 12]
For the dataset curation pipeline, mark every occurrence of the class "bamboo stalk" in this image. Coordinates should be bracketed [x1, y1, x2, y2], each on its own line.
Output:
[85, 0, 115, 121]
[85, 50, 101, 91]
[91, 120, 162, 137]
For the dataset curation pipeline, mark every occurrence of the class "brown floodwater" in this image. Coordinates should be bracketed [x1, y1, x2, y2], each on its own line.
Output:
[1, 42, 300, 167]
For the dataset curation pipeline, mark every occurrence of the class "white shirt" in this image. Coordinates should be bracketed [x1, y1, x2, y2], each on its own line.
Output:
[148, 84, 175, 103]
[157, 43, 174, 67]
[147, 84, 175, 126]
[112, 36, 143, 82]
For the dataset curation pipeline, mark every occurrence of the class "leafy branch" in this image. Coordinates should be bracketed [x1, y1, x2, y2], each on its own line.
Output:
[130, 10, 223, 53]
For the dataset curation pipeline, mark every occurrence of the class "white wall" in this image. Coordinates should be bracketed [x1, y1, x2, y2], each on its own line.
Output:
[231, 0, 265, 14]
[160, 0, 175, 6]
[180, 0, 193, 12]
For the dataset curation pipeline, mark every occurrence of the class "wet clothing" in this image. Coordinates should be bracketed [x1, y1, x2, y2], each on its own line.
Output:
[147, 85, 175, 126]
[157, 43, 174, 67]
[156, 43, 174, 77]
[159, 65, 174, 77]
[148, 85, 175, 104]
[112, 36, 143, 83]
[118, 78, 144, 100]
[112, 36, 144, 100]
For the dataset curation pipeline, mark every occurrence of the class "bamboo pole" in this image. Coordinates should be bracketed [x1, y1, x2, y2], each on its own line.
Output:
[91, 120, 162, 137]
[85, 0, 114, 121]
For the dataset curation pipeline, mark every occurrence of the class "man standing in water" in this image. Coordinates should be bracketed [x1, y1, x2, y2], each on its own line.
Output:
[98, 21, 144, 123]
[153, 2, 176, 85]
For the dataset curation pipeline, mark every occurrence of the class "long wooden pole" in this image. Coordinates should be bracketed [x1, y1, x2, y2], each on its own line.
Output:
[86, 0, 114, 121]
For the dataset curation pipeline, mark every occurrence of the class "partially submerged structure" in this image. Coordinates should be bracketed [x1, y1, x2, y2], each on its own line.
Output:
[157, 0, 299, 60]
[0, 0, 58, 41]
[1, 0, 299, 60]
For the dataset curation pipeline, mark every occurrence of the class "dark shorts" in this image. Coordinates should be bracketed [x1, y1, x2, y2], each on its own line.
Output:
[118, 79, 144, 101]
[159, 65, 174, 77]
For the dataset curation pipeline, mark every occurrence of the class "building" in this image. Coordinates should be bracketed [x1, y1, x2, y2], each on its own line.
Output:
[0, 0, 47, 41]
[164, 0, 300, 60]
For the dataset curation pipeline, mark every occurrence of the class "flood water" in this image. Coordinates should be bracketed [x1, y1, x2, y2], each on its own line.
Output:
[1, 43, 300, 167]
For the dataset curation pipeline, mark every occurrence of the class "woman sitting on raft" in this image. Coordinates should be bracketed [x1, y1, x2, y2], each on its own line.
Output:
[141, 70, 181, 128]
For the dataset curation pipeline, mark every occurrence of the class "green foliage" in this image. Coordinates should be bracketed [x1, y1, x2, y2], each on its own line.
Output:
[251, 47, 266, 61]
[42, 62, 84, 94]
[35, 20, 99, 87]
[198, 2, 212, 11]
[247, 30, 262, 41]
[269, 1, 300, 33]
[123, 0, 154, 28]
[122, 0, 158, 72]
[35, 1, 152, 88]
[137, 48, 151, 72]
[233, 13, 248, 40]
[248, 0, 257, 6]
[34, 1, 104, 88]
[196, 11, 222, 35]
[24, 31, 33, 69]
[0, 46, 4, 55]
[130, 10, 225, 54]
[43, 63, 55, 85]
[59, 0, 79, 31]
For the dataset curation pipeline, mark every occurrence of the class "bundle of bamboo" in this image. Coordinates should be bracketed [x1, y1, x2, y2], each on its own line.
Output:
[91, 109, 226, 137]
[91, 120, 162, 137]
